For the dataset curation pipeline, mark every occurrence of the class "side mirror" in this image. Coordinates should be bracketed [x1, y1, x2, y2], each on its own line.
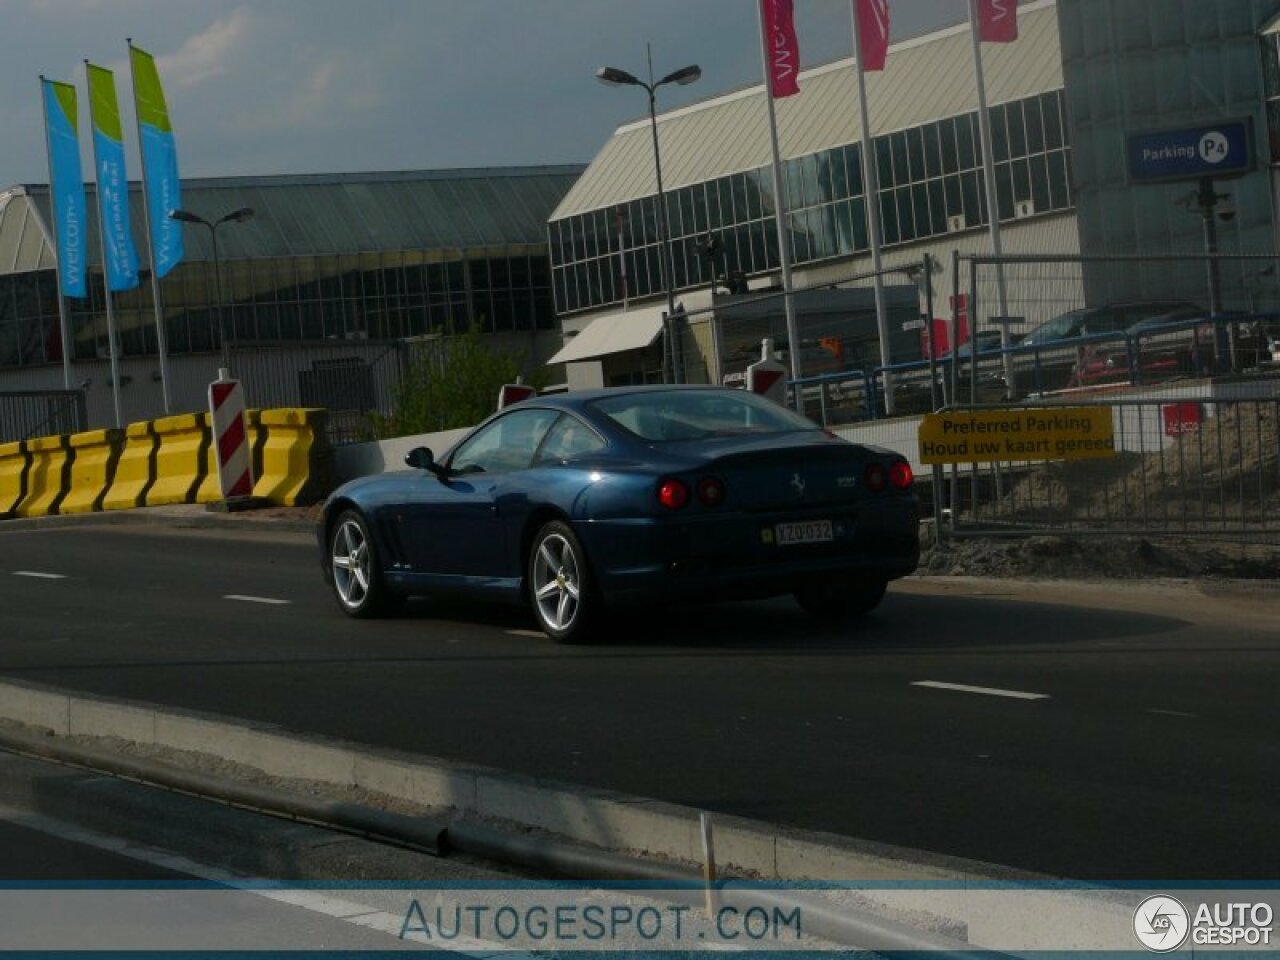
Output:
[405, 447, 443, 476]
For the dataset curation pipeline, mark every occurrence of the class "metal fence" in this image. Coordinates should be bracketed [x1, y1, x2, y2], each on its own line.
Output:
[0, 390, 87, 444]
[932, 396, 1280, 541]
[226, 340, 406, 445]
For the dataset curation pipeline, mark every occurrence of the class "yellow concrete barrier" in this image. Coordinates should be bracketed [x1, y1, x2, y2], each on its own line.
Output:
[102, 421, 158, 511]
[61, 429, 124, 514]
[254, 408, 330, 506]
[145, 413, 209, 507]
[0, 441, 29, 517]
[15, 434, 71, 518]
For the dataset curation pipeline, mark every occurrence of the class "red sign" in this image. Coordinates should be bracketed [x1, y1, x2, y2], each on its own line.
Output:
[762, 0, 801, 98]
[497, 383, 536, 410]
[1162, 403, 1203, 437]
[856, 0, 890, 72]
[976, 0, 1018, 43]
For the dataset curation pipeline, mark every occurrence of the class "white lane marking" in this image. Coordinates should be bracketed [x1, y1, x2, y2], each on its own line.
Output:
[911, 681, 1050, 701]
[13, 571, 66, 580]
[1147, 708, 1197, 718]
[223, 595, 291, 606]
[505, 629, 545, 639]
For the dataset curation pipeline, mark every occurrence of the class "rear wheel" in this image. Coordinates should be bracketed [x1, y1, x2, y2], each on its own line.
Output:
[528, 520, 598, 644]
[329, 510, 391, 618]
[795, 574, 887, 621]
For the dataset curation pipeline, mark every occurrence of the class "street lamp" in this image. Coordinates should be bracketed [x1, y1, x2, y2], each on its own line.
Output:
[169, 206, 255, 372]
[597, 57, 701, 384]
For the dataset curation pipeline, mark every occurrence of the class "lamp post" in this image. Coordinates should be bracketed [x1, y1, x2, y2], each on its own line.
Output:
[597, 55, 700, 384]
[169, 207, 254, 372]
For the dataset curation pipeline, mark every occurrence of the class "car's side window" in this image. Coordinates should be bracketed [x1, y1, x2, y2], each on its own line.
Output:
[535, 415, 606, 463]
[449, 409, 560, 475]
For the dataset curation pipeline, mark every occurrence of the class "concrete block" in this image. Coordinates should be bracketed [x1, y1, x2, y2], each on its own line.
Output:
[352, 753, 478, 812]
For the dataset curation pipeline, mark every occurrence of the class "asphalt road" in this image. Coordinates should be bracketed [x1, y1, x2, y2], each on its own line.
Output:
[2, 522, 1278, 881]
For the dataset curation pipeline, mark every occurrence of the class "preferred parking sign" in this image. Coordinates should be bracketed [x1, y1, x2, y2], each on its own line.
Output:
[919, 407, 1115, 465]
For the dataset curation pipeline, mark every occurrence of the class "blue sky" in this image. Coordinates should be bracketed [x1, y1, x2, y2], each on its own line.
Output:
[4, 1, 972, 185]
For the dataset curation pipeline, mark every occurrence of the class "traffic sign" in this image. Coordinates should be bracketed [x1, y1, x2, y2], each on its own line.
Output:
[1127, 120, 1254, 184]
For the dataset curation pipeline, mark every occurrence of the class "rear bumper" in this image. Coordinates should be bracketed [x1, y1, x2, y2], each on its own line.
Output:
[577, 498, 919, 603]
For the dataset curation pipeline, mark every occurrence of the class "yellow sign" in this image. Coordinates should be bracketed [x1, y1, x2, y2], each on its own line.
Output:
[918, 407, 1115, 465]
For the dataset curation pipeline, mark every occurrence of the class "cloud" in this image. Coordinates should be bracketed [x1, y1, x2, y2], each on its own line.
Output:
[157, 7, 254, 90]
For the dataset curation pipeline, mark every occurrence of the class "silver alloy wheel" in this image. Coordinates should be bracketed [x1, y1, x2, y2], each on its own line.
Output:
[331, 517, 371, 610]
[532, 533, 580, 632]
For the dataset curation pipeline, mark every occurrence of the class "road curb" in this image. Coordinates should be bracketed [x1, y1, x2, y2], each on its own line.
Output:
[0, 508, 314, 535]
[0, 677, 1012, 885]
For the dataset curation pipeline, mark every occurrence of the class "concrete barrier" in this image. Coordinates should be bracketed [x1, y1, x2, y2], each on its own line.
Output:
[102, 421, 158, 511]
[145, 413, 209, 507]
[0, 440, 29, 517]
[61, 428, 124, 515]
[14, 434, 72, 517]
[254, 408, 330, 506]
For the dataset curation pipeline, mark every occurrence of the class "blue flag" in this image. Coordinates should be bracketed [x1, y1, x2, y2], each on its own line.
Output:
[86, 62, 140, 292]
[129, 44, 184, 278]
[41, 79, 88, 298]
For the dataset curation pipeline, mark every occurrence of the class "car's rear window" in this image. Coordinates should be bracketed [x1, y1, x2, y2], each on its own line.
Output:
[589, 390, 817, 442]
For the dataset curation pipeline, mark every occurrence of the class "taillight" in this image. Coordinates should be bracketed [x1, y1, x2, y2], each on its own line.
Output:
[890, 461, 914, 490]
[864, 463, 887, 493]
[696, 476, 726, 506]
[657, 478, 689, 510]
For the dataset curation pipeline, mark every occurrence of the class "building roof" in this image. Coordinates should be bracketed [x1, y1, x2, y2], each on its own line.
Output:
[0, 166, 584, 275]
[552, 0, 1061, 221]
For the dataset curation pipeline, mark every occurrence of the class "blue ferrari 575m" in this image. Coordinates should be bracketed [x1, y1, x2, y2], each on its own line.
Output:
[319, 386, 919, 642]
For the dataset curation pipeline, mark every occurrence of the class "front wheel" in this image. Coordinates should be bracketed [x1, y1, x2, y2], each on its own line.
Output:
[528, 520, 598, 644]
[329, 510, 391, 618]
[794, 575, 887, 621]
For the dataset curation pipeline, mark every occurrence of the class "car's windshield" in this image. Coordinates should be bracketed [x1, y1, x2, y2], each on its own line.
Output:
[589, 390, 817, 442]
[1020, 309, 1088, 345]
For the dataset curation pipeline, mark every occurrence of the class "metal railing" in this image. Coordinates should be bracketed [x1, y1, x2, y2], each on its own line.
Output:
[933, 396, 1280, 541]
[0, 390, 87, 444]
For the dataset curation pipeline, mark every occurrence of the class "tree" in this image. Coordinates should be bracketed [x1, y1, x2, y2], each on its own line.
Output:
[373, 324, 547, 437]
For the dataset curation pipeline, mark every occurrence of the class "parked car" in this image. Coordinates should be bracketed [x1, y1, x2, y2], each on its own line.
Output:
[318, 386, 920, 642]
[1010, 301, 1204, 394]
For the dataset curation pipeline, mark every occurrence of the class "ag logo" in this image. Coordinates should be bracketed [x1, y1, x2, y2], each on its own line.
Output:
[1134, 895, 1190, 952]
[1199, 130, 1229, 165]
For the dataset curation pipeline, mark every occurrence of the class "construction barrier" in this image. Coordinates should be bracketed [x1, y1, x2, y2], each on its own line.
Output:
[198, 410, 263, 505]
[15, 434, 72, 518]
[102, 421, 158, 511]
[0, 441, 28, 517]
[60, 429, 124, 515]
[145, 414, 209, 507]
[254, 408, 329, 506]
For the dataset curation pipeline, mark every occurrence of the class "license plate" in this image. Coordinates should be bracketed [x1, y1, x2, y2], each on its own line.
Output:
[774, 519, 834, 545]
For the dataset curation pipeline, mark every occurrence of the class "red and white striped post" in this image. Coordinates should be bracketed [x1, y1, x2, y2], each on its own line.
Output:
[208, 368, 254, 500]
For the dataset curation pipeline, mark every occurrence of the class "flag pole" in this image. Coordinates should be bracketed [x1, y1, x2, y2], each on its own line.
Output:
[756, 0, 803, 412]
[849, 2, 894, 415]
[127, 38, 172, 414]
[967, 0, 1013, 395]
[85, 61, 123, 428]
[39, 77, 75, 393]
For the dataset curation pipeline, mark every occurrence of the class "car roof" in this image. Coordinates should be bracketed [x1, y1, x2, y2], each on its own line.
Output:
[513, 384, 734, 411]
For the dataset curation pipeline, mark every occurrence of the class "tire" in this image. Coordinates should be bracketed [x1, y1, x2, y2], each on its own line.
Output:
[328, 509, 391, 618]
[794, 574, 887, 621]
[527, 520, 598, 644]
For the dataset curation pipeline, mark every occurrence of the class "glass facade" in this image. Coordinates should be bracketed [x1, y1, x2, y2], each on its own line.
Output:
[1059, 0, 1280, 278]
[0, 250, 556, 368]
[549, 90, 1073, 316]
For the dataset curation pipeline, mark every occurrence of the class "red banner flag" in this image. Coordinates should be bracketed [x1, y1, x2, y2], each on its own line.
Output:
[762, 0, 801, 98]
[977, 0, 1018, 42]
[856, 0, 890, 72]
